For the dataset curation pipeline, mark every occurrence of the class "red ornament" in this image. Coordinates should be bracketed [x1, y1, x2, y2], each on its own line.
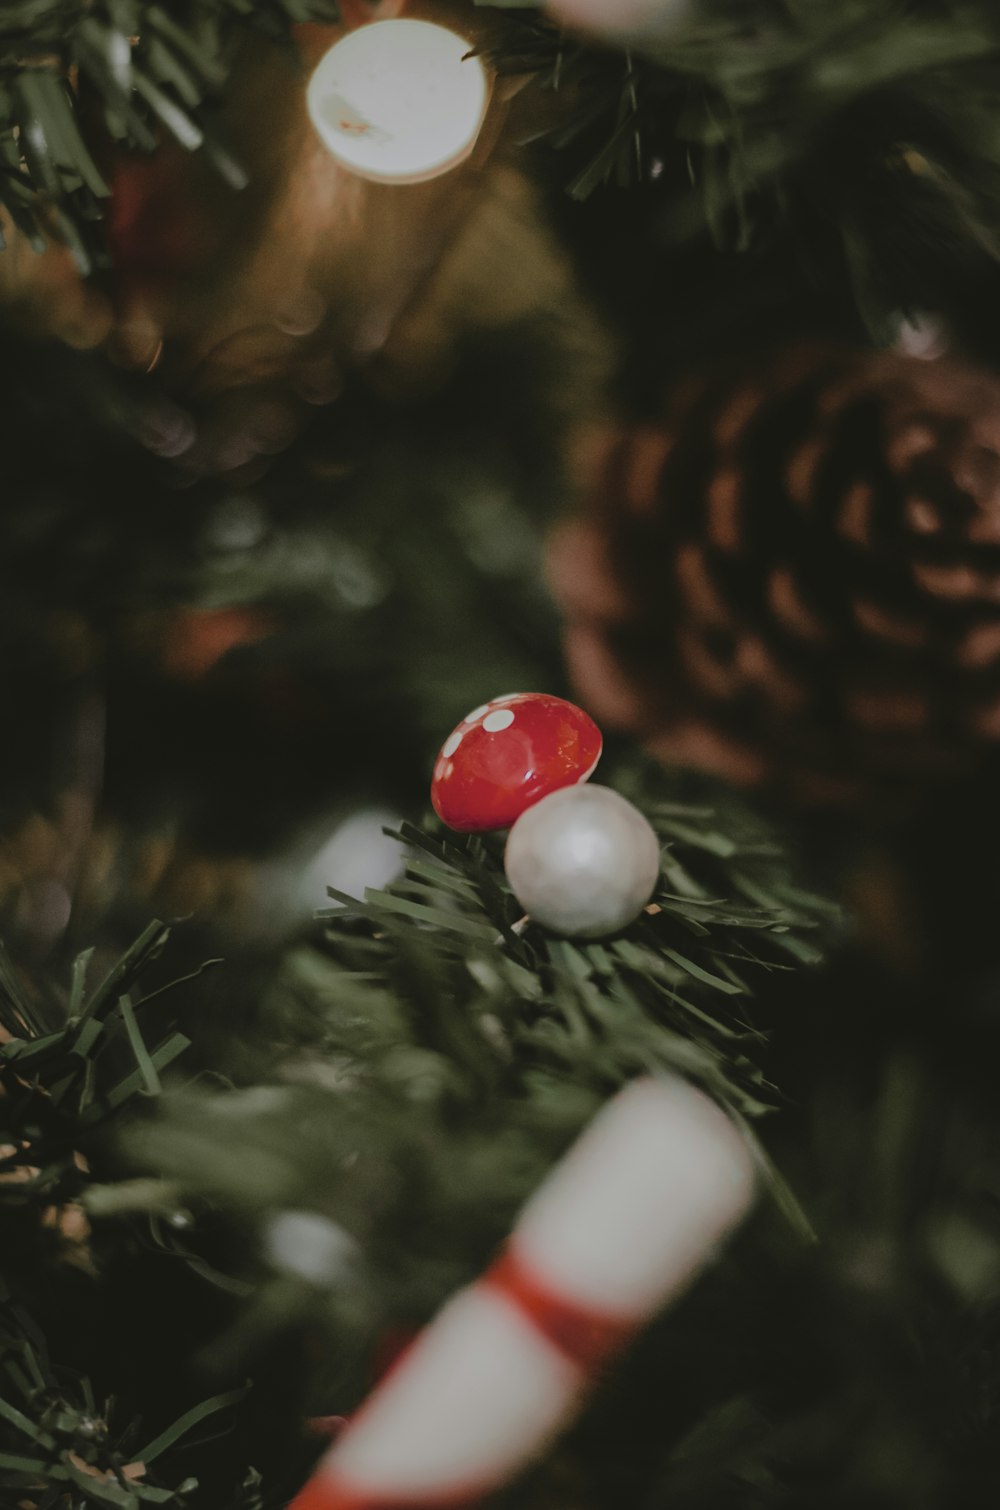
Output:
[430, 694, 603, 832]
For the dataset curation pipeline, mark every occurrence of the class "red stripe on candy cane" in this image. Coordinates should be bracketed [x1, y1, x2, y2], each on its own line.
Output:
[482, 1246, 635, 1372]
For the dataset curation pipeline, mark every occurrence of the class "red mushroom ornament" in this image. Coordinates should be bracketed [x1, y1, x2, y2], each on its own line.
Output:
[430, 694, 603, 832]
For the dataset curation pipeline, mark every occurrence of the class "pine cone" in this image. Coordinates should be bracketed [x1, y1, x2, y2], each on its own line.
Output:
[549, 343, 1000, 808]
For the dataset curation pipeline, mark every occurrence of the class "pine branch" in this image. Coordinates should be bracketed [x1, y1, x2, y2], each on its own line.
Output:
[0, 0, 341, 272]
[479, 0, 1000, 335]
[123, 764, 833, 1373]
[0, 924, 250, 1510]
[0, 1289, 247, 1510]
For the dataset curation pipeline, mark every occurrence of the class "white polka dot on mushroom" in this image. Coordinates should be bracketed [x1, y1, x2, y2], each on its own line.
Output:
[464, 705, 491, 724]
[492, 693, 522, 704]
[441, 729, 464, 758]
[483, 708, 516, 733]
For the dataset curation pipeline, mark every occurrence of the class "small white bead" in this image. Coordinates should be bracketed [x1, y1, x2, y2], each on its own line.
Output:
[265, 1211, 357, 1285]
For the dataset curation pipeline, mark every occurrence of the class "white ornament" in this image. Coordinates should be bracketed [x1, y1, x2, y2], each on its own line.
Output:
[264, 1210, 357, 1286]
[503, 784, 660, 938]
[306, 20, 490, 185]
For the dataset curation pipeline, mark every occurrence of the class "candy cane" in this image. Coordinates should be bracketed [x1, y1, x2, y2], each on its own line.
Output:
[289, 1077, 756, 1510]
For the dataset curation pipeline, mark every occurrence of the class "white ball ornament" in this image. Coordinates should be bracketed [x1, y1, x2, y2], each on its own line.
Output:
[306, 20, 490, 185]
[503, 785, 661, 939]
[264, 1210, 358, 1286]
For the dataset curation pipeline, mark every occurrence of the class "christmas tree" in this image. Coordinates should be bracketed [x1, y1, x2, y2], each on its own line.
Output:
[3, 3, 1000, 1507]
